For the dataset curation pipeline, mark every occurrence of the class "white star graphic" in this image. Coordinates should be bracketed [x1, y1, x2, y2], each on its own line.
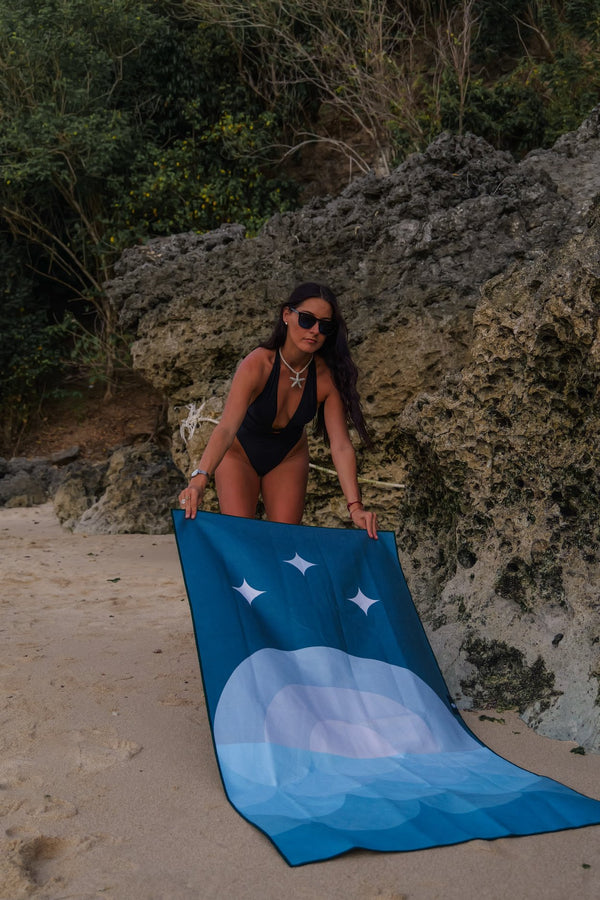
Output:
[347, 588, 380, 614]
[284, 553, 316, 575]
[233, 579, 265, 605]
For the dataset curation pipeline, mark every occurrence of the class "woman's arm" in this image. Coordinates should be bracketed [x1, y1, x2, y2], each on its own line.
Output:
[179, 350, 267, 518]
[322, 383, 378, 539]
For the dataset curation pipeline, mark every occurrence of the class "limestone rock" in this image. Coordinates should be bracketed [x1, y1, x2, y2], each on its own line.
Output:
[108, 127, 591, 480]
[104, 110, 600, 748]
[70, 443, 184, 535]
[49, 445, 81, 465]
[522, 105, 600, 220]
[395, 197, 600, 749]
[2, 444, 184, 536]
[0, 457, 61, 507]
[53, 460, 108, 529]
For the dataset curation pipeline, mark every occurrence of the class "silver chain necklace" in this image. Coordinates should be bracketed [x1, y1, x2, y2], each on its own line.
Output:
[279, 348, 313, 388]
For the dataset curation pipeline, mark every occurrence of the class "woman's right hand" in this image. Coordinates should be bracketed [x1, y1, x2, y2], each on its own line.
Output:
[178, 484, 205, 519]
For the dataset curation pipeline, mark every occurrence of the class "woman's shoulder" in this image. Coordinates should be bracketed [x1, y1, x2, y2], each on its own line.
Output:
[245, 346, 275, 366]
[236, 347, 275, 381]
[314, 354, 336, 396]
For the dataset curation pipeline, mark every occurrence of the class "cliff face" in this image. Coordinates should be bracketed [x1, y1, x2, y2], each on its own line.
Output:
[108, 109, 600, 749]
[396, 208, 600, 748]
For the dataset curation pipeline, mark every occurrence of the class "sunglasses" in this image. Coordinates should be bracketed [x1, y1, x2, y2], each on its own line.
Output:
[288, 307, 336, 336]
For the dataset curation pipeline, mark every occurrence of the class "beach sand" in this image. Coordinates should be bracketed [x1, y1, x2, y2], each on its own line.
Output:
[1, 504, 599, 900]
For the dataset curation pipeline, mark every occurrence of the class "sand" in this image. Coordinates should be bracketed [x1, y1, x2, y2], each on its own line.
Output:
[1, 503, 599, 900]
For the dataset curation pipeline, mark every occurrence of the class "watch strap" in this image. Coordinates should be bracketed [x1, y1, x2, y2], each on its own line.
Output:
[190, 468, 210, 479]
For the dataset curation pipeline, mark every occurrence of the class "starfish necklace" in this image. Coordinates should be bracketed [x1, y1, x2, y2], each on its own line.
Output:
[279, 348, 313, 388]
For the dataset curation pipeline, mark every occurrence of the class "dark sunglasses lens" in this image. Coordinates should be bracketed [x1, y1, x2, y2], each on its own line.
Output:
[297, 311, 317, 329]
[297, 311, 335, 335]
[318, 319, 336, 335]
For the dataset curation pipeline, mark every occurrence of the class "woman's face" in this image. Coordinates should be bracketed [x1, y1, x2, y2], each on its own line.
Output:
[283, 297, 334, 353]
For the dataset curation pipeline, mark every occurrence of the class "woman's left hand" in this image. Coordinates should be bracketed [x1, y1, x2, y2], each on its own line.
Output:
[350, 506, 378, 539]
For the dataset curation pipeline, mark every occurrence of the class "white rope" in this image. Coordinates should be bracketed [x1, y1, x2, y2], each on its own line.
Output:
[308, 463, 405, 489]
[178, 402, 220, 446]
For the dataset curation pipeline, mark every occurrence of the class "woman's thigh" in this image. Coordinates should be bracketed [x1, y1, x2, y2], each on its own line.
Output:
[260, 440, 309, 525]
[215, 439, 260, 518]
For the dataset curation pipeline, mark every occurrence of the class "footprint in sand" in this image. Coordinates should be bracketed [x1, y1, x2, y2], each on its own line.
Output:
[1, 794, 77, 822]
[0, 833, 107, 897]
[73, 729, 143, 774]
[8, 794, 79, 824]
[18, 835, 71, 886]
[0, 766, 43, 793]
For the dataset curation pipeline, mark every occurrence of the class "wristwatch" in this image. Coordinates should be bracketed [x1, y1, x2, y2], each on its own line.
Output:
[190, 468, 210, 479]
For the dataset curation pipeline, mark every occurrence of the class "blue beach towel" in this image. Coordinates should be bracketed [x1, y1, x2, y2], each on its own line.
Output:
[173, 510, 600, 866]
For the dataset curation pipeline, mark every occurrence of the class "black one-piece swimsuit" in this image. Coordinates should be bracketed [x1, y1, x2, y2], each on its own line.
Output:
[236, 352, 318, 477]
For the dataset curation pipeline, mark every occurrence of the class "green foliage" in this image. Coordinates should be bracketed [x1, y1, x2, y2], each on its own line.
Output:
[390, 0, 600, 159]
[445, 69, 548, 154]
[453, 0, 600, 154]
[476, 0, 537, 63]
[185, 0, 600, 168]
[0, 1, 295, 280]
[0, 0, 297, 440]
[0, 237, 68, 452]
[109, 109, 295, 244]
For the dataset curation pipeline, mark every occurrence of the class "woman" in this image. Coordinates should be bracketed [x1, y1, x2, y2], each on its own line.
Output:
[178, 282, 377, 538]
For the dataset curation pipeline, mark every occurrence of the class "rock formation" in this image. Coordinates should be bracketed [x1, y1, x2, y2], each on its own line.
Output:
[0, 456, 64, 508]
[109, 114, 599, 487]
[396, 200, 600, 749]
[62, 443, 184, 535]
[5, 108, 600, 747]
[103, 108, 600, 749]
[0, 444, 183, 535]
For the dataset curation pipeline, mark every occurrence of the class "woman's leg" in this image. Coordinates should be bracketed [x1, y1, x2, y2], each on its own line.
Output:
[215, 439, 260, 517]
[260, 438, 309, 525]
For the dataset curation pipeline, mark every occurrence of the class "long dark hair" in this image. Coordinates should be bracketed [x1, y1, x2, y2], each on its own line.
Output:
[261, 282, 371, 445]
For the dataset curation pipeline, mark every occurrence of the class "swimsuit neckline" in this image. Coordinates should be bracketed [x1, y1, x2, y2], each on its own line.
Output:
[271, 351, 315, 433]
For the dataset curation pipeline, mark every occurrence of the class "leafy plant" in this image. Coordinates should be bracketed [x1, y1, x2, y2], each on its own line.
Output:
[0, 236, 71, 452]
[0, 0, 296, 435]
